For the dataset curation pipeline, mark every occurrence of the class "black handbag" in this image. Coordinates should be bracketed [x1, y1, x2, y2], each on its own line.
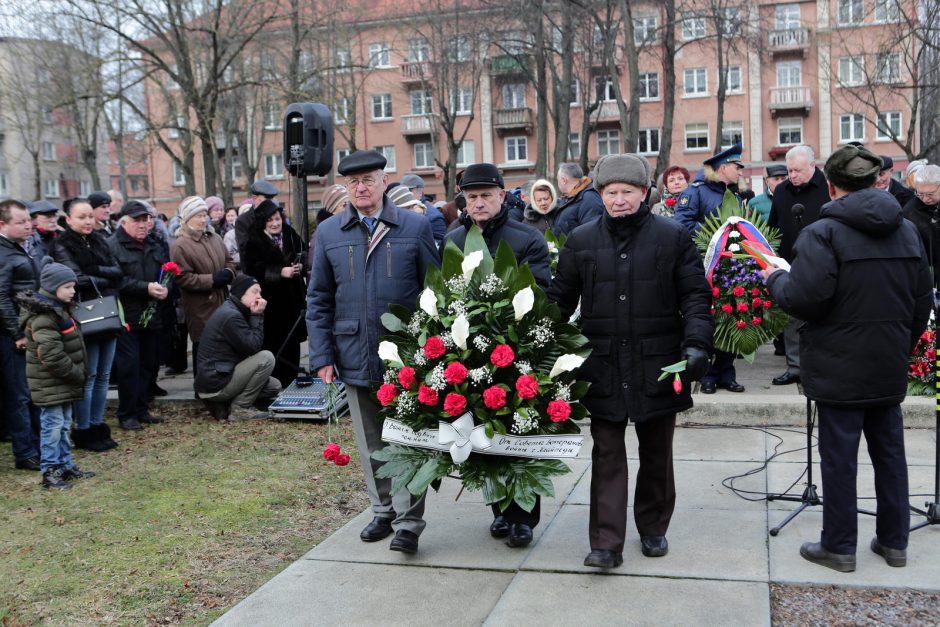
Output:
[73, 281, 125, 339]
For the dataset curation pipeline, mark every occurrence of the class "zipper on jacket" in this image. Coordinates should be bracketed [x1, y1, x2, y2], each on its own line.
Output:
[348, 245, 355, 280]
[386, 242, 392, 278]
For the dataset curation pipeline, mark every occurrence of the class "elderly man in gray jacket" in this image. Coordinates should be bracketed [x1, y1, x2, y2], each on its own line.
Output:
[307, 150, 440, 554]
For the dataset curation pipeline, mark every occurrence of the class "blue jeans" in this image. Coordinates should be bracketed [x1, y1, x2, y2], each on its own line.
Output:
[0, 335, 40, 461]
[39, 403, 74, 473]
[75, 336, 117, 430]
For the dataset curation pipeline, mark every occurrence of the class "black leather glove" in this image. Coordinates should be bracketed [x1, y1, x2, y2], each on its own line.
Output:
[682, 347, 710, 381]
[211, 269, 233, 289]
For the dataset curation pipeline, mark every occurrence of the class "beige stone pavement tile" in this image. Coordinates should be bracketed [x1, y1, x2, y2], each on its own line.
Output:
[763, 425, 938, 467]
[523, 503, 769, 582]
[769, 510, 940, 591]
[212, 560, 513, 626]
[672, 424, 767, 462]
[485, 572, 770, 627]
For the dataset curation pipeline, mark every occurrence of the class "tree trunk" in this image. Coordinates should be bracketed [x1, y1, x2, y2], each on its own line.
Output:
[532, 0, 548, 179]
[655, 0, 677, 180]
[551, 9, 575, 173]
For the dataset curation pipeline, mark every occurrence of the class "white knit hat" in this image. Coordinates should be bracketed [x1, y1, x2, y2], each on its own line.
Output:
[178, 196, 208, 225]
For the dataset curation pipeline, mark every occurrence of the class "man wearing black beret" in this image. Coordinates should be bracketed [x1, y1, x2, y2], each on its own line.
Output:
[762, 145, 931, 573]
[234, 179, 280, 258]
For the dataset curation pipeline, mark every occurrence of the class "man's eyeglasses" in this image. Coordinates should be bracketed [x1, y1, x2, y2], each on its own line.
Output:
[345, 176, 377, 188]
[915, 187, 940, 200]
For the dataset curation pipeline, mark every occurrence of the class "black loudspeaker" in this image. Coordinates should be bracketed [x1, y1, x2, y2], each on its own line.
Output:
[283, 102, 334, 177]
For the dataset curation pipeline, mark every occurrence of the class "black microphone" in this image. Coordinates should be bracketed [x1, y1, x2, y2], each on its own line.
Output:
[792, 203, 805, 225]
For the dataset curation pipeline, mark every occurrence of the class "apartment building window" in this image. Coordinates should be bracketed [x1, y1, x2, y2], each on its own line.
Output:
[837, 0, 863, 25]
[368, 42, 391, 68]
[724, 65, 742, 93]
[683, 68, 707, 96]
[597, 129, 621, 156]
[775, 4, 801, 29]
[408, 38, 430, 62]
[681, 14, 706, 40]
[414, 142, 434, 169]
[567, 133, 581, 159]
[685, 123, 710, 151]
[838, 56, 865, 86]
[873, 0, 901, 22]
[43, 179, 60, 198]
[168, 114, 186, 139]
[450, 87, 473, 114]
[637, 128, 660, 155]
[455, 140, 475, 166]
[502, 83, 526, 108]
[374, 145, 396, 171]
[264, 153, 285, 179]
[505, 136, 528, 163]
[260, 52, 278, 80]
[0, 171, 8, 196]
[719, 7, 742, 37]
[776, 60, 802, 86]
[721, 122, 744, 148]
[634, 16, 657, 46]
[41, 141, 56, 161]
[79, 180, 91, 197]
[334, 98, 351, 124]
[41, 106, 53, 124]
[638, 72, 659, 101]
[336, 147, 351, 165]
[501, 31, 528, 55]
[448, 37, 471, 63]
[875, 53, 901, 84]
[840, 113, 865, 143]
[231, 157, 243, 179]
[876, 111, 902, 140]
[263, 102, 280, 129]
[167, 63, 179, 90]
[173, 162, 186, 186]
[594, 75, 616, 101]
[298, 49, 316, 74]
[334, 48, 351, 71]
[570, 80, 580, 106]
[371, 94, 393, 120]
[777, 117, 803, 145]
[410, 90, 433, 115]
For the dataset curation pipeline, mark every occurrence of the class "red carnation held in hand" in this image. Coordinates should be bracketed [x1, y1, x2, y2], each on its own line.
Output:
[444, 362, 469, 385]
[334, 453, 351, 466]
[377, 383, 398, 406]
[515, 375, 539, 400]
[397, 367, 417, 390]
[732, 286, 746, 297]
[443, 393, 468, 417]
[323, 442, 341, 461]
[490, 344, 515, 368]
[161, 261, 182, 277]
[483, 385, 507, 410]
[417, 385, 439, 406]
[423, 336, 446, 359]
[547, 400, 572, 422]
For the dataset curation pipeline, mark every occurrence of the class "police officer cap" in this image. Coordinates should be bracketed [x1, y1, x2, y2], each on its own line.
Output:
[120, 200, 151, 218]
[29, 200, 58, 215]
[459, 163, 504, 189]
[249, 179, 279, 198]
[704, 143, 745, 169]
[88, 191, 112, 209]
[766, 164, 787, 178]
[824, 145, 882, 191]
[879, 155, 893, 171]
[337, 150, 387, 176]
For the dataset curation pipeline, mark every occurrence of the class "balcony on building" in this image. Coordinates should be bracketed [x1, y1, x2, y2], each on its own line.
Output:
[489, 54, 528, 75]
[493, 107, 533, 135]
[768, 27, 810, 56]
[592, 101, 621, 124]
[401, 113, 440, 137]
[400, 61, 433, 84]
[589, 49, 624, 72]
[768, 86, 813, 117]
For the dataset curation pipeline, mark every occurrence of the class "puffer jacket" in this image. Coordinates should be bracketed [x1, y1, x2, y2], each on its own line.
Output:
[17, 290, 87, 406]
[553, 179, 605, 235]
[195, 296, 265, 394]
[767, 188, 932, 407]
[307, 197, 440, 386]
[107, 227, 170, 331]
[0, 235, 41, 339]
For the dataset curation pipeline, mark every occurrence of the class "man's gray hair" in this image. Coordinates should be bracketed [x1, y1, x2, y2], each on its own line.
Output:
[558, 162, 583, 179]
[913, 164, 940, 186]
[786, 145, 815, 164]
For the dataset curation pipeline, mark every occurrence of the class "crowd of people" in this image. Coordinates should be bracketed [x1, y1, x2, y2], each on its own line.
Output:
[1, 142, 937, 576]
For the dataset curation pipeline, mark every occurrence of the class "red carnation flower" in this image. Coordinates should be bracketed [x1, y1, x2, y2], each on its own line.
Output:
[443, 393, 467, 417]
[752, 316, 763, 325]
[444, 362, 468, 385]
[672, 377, 683, 394]
[736, 302, 749, 313]
[736, 320, 747, 329]
[751, 287, 761, 296]
[424, 336, 446, 359]
[732, 286, 745, 297]
[334, 453, 351, 466]
[515, 375, 539, 400]
[664, 197, 677, 207]
[490, 344, 515, 368]
[417, 385, 439, 406]
[721, 303, 734, 314]
[377, 383, 398, 406]
[397, 367, 416, 390]
[161, 261, 182, 277]
[323, 442, 340, 461]
[712, 287, 720, 298]
[752, 297, 763, 309]
[547, 400, 572, 422]
[762, 300, 772, 310]
[483, 385, 507, 410]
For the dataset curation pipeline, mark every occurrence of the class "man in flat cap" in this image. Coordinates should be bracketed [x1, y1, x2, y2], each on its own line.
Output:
[26, 200, 61, 260]
[675, 142, 747, 395]
[749, 164, 787, 223]
[307, 149, 439, 554]
[234, 179, 280, 258]
[874, 155, 914, 208]
[762, 145, 931, 573]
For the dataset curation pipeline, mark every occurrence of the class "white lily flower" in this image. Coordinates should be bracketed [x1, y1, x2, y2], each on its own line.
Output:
[728, 243, 741, 252]
[512, 286, 535, 321]
[461, 250, 484, 281]
[451, 314, 470, 350]
[549, 354, 585, 378]
[419, 287, 438, 319]
[378, 341, 404, 367]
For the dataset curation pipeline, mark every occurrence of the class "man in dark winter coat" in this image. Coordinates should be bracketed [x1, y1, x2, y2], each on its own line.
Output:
[902, 164, 940, 286]
[26, 200, 61, 260]
[444, 162, 552, 548]
[763, 145, 931, 573]
[875, 156, 915, 208]
[553, 162, 605, 235]
[548, 153, 713, 569]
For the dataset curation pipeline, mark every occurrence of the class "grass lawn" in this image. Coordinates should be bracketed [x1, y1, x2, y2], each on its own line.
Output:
[0, 405, 368, 626]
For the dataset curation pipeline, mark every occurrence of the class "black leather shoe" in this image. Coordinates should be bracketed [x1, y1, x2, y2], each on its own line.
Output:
[720, 381, 746, 393]
[149, 384, 169, 397]
[700, 381, 717, 394]
[507, 523, 533, 548]
[640, 535, 668, 557]
[140, 413, 164, 424]
[389, 530, 419, 554]
[870, 538, 906, 567]
[490, 516, 510, 538]
[799, 541, 855, 572]
[119, 417, 144, 431]
[583, 549, 623, 569]
[205, 400, 230, 421]
[14, 456, 41, 471]
[772, 372, 801, 386]
[360, 517, 393, 542]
